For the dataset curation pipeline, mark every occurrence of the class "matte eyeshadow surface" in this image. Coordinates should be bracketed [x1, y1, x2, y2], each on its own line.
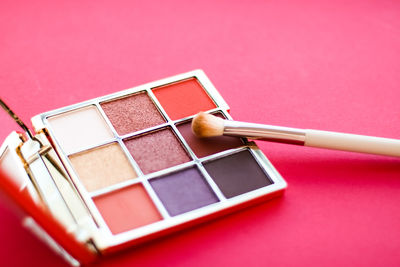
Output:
[124, 128, 191, 174]
[177, 113, 243, 158]
[69, 143, 137, 192]
[93, 184, 162, 234]
[101, 92, 165, 136]
[150, 167, 219, 216]
[204, 150, 273, 198]
[152, 78, 216, 120]
[47, 106, 114, 154]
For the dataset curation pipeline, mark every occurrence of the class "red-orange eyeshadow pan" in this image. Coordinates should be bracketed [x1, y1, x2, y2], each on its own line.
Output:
[152, 78, 216, 120]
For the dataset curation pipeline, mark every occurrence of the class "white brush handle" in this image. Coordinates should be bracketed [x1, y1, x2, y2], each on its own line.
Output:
[223, 120, 400, 157]
[305, 130, 400, 157]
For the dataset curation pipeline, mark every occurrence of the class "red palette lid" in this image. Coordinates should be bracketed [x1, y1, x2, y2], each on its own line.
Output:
[0, 158, 97, 266]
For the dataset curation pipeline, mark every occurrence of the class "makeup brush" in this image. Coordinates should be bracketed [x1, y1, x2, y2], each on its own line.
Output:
[192, 112, 400, 157]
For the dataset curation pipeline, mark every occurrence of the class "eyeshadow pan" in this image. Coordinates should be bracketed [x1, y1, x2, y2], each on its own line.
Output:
[152, 78, 216, 120]
[93, 184, 162, 234]
[177, 113, 243, 158]
[124, 128, 190, 174]
[69, 143, 137, 192]
[204, 150, 273, 198]
[150, 167, 218, 216]
[47, 106, 114, 154]
[101, 92, 165, 136]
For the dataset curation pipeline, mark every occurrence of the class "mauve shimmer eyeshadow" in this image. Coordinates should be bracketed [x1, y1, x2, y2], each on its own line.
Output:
[204, 150, 273, 198]
[150, 167, 218, 216]
[101, 92, 165, 136]
[124, 128, 191, 174]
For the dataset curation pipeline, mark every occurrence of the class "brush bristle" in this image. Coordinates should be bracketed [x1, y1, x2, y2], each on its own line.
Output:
[192, 112, 224, 138]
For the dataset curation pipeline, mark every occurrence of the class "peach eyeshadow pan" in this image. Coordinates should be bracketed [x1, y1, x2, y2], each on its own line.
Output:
[93, 184, 162, 234]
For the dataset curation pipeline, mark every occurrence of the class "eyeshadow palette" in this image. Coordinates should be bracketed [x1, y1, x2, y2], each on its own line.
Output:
[0, 70, 287, 265]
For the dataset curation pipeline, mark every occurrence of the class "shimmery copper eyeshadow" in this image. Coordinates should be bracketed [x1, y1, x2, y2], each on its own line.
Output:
[101, 92, 165, 136]
[124, 128, 191, 174]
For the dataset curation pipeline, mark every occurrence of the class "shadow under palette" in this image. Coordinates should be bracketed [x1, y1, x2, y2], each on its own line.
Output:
[0, 70, 287, 265]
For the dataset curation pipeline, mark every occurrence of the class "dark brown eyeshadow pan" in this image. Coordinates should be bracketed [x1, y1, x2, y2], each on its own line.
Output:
[204, 150, 273, 198]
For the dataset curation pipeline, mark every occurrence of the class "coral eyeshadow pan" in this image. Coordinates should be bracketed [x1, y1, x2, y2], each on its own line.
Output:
[93, 184, 162, 234]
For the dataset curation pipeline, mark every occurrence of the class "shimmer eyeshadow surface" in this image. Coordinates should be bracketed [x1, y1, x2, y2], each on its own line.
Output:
[150, 167, 218, 216]
[177, 113, 243, 158]
[101, 92, 165, 136]
[204, 150, 273, 198]
[48, 106, 114, 154]
[69, 143, 137, 192]
[152, 78, 216, 120]
[94, 184, 162, 234]
[124, 128, 191, 174]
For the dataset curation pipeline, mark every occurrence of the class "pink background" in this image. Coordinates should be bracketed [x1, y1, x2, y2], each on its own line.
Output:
[1, 0, 400, 266]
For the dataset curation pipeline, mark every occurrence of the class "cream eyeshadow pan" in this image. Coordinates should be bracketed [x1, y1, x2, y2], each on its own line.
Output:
[0, 70, 287, 264]
[47, 105, 114, 154]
